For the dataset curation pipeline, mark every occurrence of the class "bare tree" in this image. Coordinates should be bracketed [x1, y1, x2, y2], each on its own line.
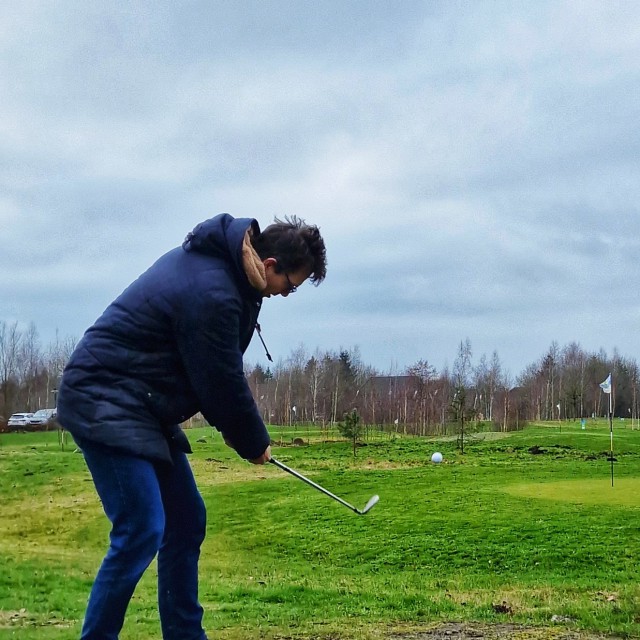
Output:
[305, 353, 322, 424]
[45, 330, 78, 408]
[488, 351, 502, 422]
[539, 342, 559, 420]
[560, 342, 587, 420]
[19, 322, 43, 411]
[0, 321, 23, 417]
[452, 338, 473, 452]
[406, 359, 437, 434]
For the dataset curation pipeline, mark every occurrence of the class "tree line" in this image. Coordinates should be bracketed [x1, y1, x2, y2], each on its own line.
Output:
[0, 321, 77, 421]
[246, 340, 637, 434]
[1, 319, 636, 434]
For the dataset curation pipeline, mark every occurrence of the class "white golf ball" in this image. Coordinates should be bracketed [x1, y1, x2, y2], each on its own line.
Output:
[431, 452, 443, 463]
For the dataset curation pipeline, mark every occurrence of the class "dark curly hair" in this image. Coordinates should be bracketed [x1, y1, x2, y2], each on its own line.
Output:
[251, 216, 327, 284]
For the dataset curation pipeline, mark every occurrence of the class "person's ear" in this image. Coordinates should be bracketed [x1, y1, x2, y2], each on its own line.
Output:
[263, 257, 278, 271]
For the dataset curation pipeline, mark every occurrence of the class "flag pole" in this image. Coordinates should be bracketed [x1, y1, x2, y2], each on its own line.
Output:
[609, 384, 614, 487]
[600, 373, 614, 487]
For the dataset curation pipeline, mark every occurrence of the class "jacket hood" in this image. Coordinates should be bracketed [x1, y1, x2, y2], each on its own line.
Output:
[182, 213, 261, 281]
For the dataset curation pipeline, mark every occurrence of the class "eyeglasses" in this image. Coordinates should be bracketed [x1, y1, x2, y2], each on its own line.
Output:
[284, 273, 298, 294]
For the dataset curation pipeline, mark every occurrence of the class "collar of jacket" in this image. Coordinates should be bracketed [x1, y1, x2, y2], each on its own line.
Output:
[241, 229, 267, 293]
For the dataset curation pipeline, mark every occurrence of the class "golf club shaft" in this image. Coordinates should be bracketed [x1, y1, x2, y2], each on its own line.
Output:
[269, 457, 360, 514]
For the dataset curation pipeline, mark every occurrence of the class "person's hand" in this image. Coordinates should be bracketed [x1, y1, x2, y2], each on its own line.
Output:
[249, 445, 271, 465]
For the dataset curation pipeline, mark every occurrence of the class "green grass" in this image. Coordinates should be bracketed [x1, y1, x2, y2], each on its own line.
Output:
[1, 421, 639, 638]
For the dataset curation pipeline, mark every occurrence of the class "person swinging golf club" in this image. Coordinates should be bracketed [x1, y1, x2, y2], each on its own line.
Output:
[57, 213, 327, 640]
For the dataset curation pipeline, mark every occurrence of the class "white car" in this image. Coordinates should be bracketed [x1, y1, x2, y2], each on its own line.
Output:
[28, 408, 57, 426]
[7, 412, 34, 430]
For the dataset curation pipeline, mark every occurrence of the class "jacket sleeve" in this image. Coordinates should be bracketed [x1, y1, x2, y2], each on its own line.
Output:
[175, 282, 270, 460]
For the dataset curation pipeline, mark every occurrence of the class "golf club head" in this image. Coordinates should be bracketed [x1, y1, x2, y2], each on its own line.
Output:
[358, 494, 379, 515]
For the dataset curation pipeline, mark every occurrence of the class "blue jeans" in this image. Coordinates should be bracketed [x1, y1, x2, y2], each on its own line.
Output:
[76, 437, 207, 640]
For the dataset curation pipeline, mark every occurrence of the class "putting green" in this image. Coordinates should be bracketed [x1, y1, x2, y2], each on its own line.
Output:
[502, 478, 640, 507]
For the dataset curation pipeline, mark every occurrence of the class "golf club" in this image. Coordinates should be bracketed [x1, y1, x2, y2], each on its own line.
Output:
[269, 457, 379, 515]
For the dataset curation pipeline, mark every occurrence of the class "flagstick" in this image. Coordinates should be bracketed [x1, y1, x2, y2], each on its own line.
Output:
[600, 374, 614, 487]
[609, 389, 614, 487]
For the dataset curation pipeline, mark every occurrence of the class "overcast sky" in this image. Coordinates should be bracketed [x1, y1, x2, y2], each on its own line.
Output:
[2, 0, 640, 378]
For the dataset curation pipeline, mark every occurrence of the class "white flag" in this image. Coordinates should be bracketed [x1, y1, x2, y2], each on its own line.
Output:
[600, 374, 612, 394]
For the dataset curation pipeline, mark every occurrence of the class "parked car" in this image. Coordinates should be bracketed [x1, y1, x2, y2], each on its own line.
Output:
[7, 412, 34, 430]
[28, 408, 57, 427]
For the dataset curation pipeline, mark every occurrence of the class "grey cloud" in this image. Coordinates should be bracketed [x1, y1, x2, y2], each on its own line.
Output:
[3, 0, 640, 376]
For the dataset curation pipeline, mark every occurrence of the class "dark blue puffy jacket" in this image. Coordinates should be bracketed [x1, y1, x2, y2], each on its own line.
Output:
[57, 214, 271, 462]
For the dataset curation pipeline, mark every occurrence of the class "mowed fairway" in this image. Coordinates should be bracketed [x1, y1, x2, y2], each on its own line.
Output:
[0, 421, 639, 639]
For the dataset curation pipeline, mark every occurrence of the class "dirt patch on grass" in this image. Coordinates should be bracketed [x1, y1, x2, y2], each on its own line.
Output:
[387, 622, 622, 639]
[0, 609, 72, 629]
[192, 457, 278, 485]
